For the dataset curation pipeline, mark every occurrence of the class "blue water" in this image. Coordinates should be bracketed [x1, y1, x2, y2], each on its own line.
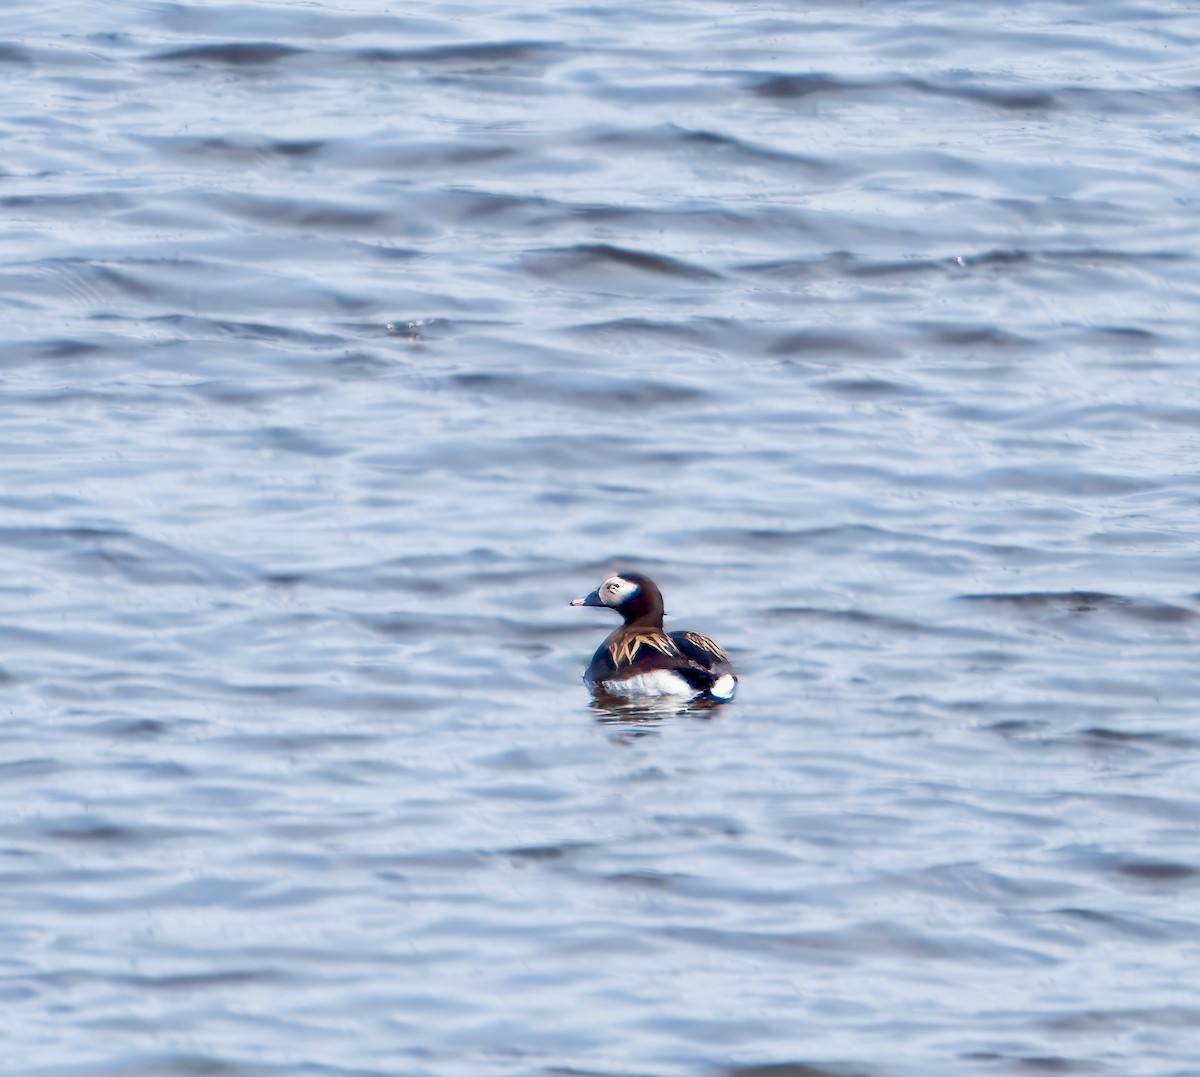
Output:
[3, 2, 1200, 1074]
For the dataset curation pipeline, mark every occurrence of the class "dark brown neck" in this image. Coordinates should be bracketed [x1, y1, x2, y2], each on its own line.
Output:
[618, 577, 665, 628]
[623, 607, 664, 630]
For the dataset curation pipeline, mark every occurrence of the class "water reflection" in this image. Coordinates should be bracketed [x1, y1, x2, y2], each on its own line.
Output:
[590, 692, 728, 725]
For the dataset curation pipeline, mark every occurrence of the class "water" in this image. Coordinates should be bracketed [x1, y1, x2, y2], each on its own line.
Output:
[3, 1, 1200, 1074]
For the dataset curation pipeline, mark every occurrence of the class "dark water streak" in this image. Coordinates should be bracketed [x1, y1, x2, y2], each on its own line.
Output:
[3, 1, 1200, 1075]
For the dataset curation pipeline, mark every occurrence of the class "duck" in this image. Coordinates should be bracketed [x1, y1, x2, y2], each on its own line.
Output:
[570, 572, 737, 702]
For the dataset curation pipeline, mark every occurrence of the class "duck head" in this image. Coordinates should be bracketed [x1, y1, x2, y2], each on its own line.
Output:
[571, 572, 665, 628]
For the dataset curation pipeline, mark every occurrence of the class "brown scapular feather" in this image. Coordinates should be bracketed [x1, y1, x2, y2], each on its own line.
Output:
[608, 630, 679, 669]
[680, 631, 728, 662]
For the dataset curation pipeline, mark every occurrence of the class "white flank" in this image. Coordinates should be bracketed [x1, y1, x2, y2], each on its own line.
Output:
[601, 670, 696, 698]
[710, 674, 737, 701]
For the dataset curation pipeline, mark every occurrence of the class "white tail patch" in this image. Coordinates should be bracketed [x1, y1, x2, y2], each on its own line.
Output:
[710, 674, 737, 701]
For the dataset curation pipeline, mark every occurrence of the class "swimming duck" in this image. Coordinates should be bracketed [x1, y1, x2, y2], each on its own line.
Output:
[570, 572, 737, 702]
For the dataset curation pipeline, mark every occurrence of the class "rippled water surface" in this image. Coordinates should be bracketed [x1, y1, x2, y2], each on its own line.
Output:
[4, 2, 1200, 1074]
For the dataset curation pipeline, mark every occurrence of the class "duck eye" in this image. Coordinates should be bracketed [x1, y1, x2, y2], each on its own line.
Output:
[607, 583, 618, 591]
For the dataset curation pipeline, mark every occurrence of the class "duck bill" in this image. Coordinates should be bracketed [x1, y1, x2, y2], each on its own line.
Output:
[570, 589, 605, 608]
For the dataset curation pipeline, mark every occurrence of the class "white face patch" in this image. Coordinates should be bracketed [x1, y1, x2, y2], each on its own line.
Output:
[599, 575, 640, 608]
